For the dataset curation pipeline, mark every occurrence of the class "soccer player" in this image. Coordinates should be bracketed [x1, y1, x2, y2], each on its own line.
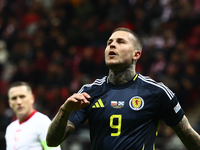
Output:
[5, 81, 61, 150]
[46, 27, 200, 149]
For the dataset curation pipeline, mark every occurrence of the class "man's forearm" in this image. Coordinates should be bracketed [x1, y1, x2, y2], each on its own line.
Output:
[46, 108, 72, 147]
[171, 115, 200, 149]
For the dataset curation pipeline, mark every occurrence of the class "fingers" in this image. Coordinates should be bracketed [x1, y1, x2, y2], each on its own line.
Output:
[63, 93, 91, 112]
[82, 92, 91, 99]
[71, 92, 91, 103]
[81, 101, 90, 108]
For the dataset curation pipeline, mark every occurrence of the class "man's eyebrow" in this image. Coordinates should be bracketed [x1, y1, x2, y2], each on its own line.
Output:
[117, 38, 126, 41]
[107, 38, 126, 42]
[107, 39, 113, 42]
[11, 96, 17, 99]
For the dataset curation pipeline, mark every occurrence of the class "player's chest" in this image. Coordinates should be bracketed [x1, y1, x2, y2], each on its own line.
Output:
[7, 123, 39, 148]
[87, 88, 157, 120]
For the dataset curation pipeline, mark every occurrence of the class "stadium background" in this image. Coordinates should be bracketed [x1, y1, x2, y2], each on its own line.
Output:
[0, 0, 200, 149]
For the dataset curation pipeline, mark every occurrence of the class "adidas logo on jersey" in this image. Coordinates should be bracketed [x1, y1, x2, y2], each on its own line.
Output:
[92, 99, 105, 108]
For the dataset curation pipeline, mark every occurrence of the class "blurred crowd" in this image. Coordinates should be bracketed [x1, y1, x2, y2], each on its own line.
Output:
[0, 0, 200, 149]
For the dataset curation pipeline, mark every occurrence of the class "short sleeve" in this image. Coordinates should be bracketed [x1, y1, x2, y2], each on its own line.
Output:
[35, 112, 51, 142]
[68, 108, 87, 129]
[68, 77, 106, 129]
[38, 114, 62, 150]
[38, 115, 52, 142]
[158, 91, 184, 126]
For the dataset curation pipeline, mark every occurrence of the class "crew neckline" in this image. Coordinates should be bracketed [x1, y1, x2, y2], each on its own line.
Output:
[19, 110, 37, 124]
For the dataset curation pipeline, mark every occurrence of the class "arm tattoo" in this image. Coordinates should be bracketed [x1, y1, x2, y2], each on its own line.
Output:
[64, 121, 76, 138]
[171, 115, 200, 149]
[46, 108, 75, 146]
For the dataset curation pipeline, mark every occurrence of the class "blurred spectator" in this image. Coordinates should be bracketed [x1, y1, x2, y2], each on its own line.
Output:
[79, 47, 96, 78]
[0, 98, 12, 150]
[0, 40, 9, 72]
[179, 63, 199, 109]
[108, 0, 126, 23]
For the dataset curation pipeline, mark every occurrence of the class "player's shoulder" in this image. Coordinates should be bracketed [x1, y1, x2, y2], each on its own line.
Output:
[137, 74, 160, 86]
[137, 74, 166, 89]
[29, 112, 52, 130]
[33, 112, 51, 122]
[77, 76, 107, 94]
[6, 119, 18, 130]
[137, 74, 174, 100]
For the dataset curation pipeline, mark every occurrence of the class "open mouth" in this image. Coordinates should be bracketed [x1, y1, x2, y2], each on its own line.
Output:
[109, 51, 116, 56]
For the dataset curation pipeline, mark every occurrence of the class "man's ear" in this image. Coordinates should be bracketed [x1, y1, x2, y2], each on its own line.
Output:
[31, 94, 35, 104]
[133, 50, 141, 60]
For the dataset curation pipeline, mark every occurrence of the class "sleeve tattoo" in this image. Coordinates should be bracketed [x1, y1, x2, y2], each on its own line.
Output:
[171, 115, 200, 149]
[46, 109, 76, 146]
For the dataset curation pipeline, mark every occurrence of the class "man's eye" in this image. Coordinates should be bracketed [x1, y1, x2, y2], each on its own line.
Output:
[20, 95, 25, 98]
[118, 40, 124, 44]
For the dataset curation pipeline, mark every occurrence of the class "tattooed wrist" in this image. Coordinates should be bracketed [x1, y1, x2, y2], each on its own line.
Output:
[60, 107, 71, 114]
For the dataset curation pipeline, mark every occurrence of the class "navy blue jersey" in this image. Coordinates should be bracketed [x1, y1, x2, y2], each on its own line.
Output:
[69, 74, 184, 150]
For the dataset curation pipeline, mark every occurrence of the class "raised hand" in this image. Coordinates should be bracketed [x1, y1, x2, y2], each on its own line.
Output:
[61, 92, 91, 112]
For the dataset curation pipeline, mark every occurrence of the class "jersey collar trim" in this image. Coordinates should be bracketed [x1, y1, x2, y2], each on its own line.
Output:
[133, 73, 138, 81]
[19, 110, 37, 124]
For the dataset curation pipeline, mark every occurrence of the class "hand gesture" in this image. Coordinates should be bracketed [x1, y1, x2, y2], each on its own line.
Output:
[61, 92, 91, 112]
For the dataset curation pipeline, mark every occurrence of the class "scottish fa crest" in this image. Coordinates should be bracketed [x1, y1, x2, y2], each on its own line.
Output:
[129, 96, 144, 111]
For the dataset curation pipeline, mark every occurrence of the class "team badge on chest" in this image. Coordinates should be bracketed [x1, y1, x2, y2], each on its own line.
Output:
[129, 96, 144, 111]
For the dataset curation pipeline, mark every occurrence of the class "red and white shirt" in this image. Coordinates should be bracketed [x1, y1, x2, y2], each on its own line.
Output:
[5, 110, 60, 150]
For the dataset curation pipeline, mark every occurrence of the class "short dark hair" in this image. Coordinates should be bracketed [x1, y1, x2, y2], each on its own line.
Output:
[112, 27, 143, 51]
[8, 81, 32, 93]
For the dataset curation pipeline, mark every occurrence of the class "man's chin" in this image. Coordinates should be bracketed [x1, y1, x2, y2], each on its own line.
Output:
[106, 63, 118, 69]
[16, 109, 25, 115]
[106, 63, 122, 72]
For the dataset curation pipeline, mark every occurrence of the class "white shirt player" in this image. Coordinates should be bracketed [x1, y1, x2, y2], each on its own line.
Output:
[5, 110, 61, 150]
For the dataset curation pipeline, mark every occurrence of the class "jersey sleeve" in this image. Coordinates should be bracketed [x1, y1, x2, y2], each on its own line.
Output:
[68, 85, 91, 129]
[158, 89, 184, 126]
[68, 107, 87, 129]
[68, 77, 107, 129]
[38, 115, 51, 141]
[38, 114, 61, 150]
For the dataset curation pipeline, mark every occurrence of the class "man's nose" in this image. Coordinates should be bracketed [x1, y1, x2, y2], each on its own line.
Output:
[110, 42, 116, 49]
[16, 98, 22, 104]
